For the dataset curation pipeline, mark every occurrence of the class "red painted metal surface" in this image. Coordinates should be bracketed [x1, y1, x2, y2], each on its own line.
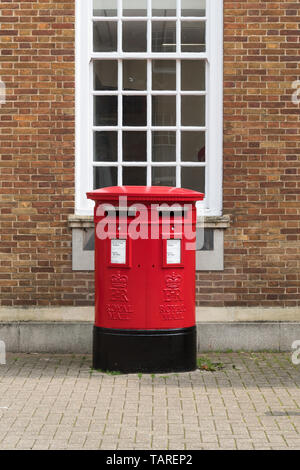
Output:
[87, 186, 204, 331]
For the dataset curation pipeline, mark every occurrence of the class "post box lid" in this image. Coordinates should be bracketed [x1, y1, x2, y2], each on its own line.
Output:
[87, 186, 204, 203]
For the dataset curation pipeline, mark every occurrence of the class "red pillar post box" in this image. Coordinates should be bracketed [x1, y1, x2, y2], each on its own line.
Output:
[87, 186, 204, 373]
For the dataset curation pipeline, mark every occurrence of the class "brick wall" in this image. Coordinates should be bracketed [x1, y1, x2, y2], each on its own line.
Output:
[196, 0, 300, 307]
[0, 1, 299, 308]
[0, 0, 94, 306]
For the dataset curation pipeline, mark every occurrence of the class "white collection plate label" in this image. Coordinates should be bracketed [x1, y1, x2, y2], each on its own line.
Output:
[166, 239, 181, 265]
[111, 239, 126, 264]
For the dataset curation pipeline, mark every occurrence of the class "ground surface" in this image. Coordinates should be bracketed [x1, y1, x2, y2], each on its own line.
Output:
[0, 353, 300, 450]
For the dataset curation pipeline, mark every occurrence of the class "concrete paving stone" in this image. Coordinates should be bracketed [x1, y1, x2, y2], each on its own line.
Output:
[100, 443, 118, 450]
[1, 352, 300, 450]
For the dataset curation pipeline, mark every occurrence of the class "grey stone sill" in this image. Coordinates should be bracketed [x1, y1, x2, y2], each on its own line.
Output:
[68, 214, 231, 229]
[68, 215, 94, 229]
[197, 215, 231, 229]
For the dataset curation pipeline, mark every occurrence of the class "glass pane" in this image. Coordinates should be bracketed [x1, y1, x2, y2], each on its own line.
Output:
[152, 60, 176, 90]
[94, 132, 117, 162]
[152, 132, 176, 162]
[123, 22, 147, 52]
[181, 132, 205, 162]
[152, 96, 176, 126]
[181, 0, 206, 17]
[94, 61, 117, 91]
[181, 167, 205, 193]
[123, 167, 147, 185]
[152, 0, 176, 16]
[123, 60, 147, 91]
[123, 96, 147, 126]
[93, 22, 117, 52]
[181, 60, 205, 91]
[93, 0, 117, 16]
[152, 22, 176, 52]
[181, 22, 205, 52]
[181, 96, 205, 126]
[152, 167, 176, 186]
[123, 132, 147, 161]
[123, 0, 147, 16]
[94, 96, 118, 126]
[94, 167, 118, 189]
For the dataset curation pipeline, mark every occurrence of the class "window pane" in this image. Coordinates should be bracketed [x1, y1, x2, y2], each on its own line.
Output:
[181, 22, 205, 52]
[94, 132, 118, 162]
[94, 132, 117, 162]
[152, 0, 176, 16]
[181, 167, 205, 193]
[123, 60, 147, 91]
[181, 96, 205, 126]
[152, 167, 176, 186]
[181, 0, 206, 17]
[123, 22, 147, 52]
[152, 132, 176, 162]
[181, 60, 205, 91]
[152, 22, 176, 52]
[197, 228, 214, 251]
[152, 96, 176, 126]
[123, 167, 147, 185]
[123, 0, 147, 16]
[123, 96, 147, 126]
[123, 132, 147, 162]
[94, 167, 118, 189]
[94, 96, 118, 126]
[152, 60, 176, 90]
[93, 0, 117, 16]
[94, 61, 118, 91]
[93, 22, 117, 52]
[181, 132, 205, 162]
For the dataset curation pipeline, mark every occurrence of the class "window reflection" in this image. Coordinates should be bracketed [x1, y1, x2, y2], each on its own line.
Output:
[152, 96, 176, 126]
[93, 0, 117, 16]
[94, 132, 118, 162]
[123, 96, 147, 126]
[94, 61, 118, 90]
[123, 132, 147, 161]
[123, 167, 147, 185]
[152, 22, 176, 52]
[152, 61, 176, 90]
[94, 96, 118, 126]
[123, 22, 147, 52]
[94, 167, 118, 189]
[123, 61, 147, 91]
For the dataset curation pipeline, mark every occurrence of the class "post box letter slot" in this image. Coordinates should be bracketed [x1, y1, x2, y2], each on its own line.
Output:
[103, 206, 137, 217]
[111, 239, 126, 264]
[166, 239, 181, 265]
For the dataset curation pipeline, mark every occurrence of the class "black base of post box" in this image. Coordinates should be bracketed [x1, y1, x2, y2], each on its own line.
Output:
[93, 326, 197, 374]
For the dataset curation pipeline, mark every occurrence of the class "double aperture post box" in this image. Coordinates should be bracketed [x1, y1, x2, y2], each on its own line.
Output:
[87, 186, 204, 373]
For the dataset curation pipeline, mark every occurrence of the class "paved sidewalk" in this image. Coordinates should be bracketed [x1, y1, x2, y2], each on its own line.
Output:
[0, 353, 300, 450]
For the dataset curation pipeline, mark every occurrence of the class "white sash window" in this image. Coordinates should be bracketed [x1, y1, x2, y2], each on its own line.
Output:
[75, 0, 223, 215]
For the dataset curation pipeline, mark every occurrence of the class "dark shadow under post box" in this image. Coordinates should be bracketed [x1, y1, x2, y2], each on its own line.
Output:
[86, 186, 204, 373]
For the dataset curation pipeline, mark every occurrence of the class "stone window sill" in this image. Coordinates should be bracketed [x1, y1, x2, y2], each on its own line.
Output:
[68, 214, 231, 272]
[68, 214, 231, 229]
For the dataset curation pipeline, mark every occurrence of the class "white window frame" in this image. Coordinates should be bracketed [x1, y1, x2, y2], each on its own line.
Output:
[75, 0, 223, 216]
